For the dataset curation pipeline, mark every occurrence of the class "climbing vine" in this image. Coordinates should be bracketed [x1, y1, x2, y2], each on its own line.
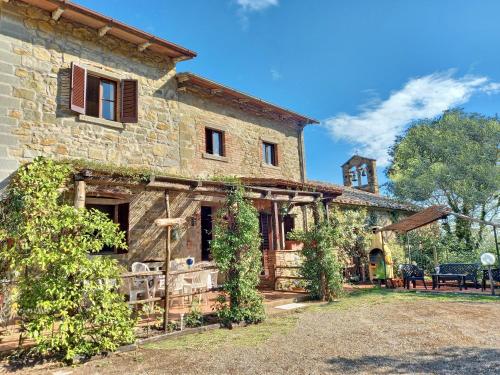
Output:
[0, 157, 135, 362]
[289, 203, 352, 301]
[210, 182, 265, 327]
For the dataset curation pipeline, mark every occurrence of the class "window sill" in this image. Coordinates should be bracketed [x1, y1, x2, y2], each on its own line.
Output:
[202, 152, 228, 163]
[78, 114, 124, 130]
[261, 162, 280, 170]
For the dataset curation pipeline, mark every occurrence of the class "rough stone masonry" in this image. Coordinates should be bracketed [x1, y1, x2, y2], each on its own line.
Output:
[0, 1, 304, 188]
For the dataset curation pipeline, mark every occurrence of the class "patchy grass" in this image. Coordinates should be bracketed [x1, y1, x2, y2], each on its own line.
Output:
[145, 315, 299, 351]
[310, 287, 500, 312]
[145, 289, 498, 353]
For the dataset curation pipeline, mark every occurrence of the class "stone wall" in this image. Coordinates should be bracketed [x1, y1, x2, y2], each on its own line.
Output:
[0, 1, 305, 189]
[0, 1, 183, 188]
[177, 91, 303, 181]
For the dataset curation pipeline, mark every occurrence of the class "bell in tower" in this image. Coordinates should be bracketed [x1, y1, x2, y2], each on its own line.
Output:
[341, 155, 379, 194]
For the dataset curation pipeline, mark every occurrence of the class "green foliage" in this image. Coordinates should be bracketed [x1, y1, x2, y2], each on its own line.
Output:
[386, 109, 500, 249]
[184, 301, 203, 328]
[65, 159, 152, 183]
[0, 157, 135, 362]
[329, 207, 372, 263]
[290, 203, 360, 301]
[210, 183, 265, 327]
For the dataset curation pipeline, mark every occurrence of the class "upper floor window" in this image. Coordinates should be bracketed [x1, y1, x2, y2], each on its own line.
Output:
[70, 62, 138, 123]
[262, 141, 277, 166]
[205, 128, 225, 156]
[86, 76, 117, 121]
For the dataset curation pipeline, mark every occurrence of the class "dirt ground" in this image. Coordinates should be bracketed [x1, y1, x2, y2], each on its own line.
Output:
[3, 290, 500, 375]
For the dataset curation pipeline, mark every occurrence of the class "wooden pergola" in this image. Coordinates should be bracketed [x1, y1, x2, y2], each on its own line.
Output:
[72, 169, 343, 330]
[378, 205, 500, 265]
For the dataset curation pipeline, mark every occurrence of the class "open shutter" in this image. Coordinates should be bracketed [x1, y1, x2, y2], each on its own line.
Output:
[70, 62, 86, 114]
[121, 79, 138, 123]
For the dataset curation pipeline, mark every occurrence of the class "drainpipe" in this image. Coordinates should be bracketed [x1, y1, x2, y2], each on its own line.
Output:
[297, 124, 306, 183]
[298, 123, 309, 231]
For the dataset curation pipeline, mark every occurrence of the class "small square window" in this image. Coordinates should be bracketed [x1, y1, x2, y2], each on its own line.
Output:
[205, 128, 224, 156]
[262, 142, 277, 166]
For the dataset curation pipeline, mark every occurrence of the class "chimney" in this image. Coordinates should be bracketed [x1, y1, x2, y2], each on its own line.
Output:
[341, 155, 379, 194]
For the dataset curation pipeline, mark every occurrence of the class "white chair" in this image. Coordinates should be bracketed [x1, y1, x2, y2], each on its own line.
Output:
[209, 270, 219, 289]
[129, 262, 152, 302]
[191, 270, 210, 305]
[166, 274, 192, 308]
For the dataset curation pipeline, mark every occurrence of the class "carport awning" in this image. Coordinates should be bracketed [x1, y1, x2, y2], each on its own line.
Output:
[380, 205, 452, 233]
[380, 205, 500, 233]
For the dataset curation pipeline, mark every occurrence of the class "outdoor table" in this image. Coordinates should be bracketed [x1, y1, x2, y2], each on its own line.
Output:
[144, 261, 164, 271]
[431, 273, 467, 291]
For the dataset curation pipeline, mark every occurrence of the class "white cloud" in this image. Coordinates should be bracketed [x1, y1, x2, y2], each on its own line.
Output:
[236, 0, 278, 12]
[323, 71, 500, 166]
[270, 68, 283, 80]
[235, 0, 278, 30]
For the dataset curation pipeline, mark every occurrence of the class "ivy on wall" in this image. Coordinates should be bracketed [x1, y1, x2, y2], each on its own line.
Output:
[0, 157, 135, 362]
[210, 181, 265, 327]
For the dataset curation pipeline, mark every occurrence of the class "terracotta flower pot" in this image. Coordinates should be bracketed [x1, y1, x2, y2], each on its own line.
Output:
[285, 240, 304, 251]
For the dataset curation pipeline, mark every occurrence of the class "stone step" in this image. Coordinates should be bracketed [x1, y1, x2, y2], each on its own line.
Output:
[0, 158, 18, 171]
[264, 294, 309, 309]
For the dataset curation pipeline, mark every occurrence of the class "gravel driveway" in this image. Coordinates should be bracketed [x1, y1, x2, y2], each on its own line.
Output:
[5, 291, 500, 374]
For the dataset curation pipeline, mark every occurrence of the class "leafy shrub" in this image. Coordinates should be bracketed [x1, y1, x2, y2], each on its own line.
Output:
[184, 301, 203, 328]
[289, 203, 347, 301]
[0, 157, 135, 362]
[210, 182, 265, 327]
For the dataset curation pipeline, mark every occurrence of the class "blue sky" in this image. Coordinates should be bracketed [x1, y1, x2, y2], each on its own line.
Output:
[75, 0, 500, 189]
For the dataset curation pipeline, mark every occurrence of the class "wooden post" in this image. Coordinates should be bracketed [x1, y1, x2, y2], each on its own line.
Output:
[280, 216, 286, 250]
[494, 226, 500, 267]
[433, 244, 438, 267]
[324, 200, 330, 222]
[301, 206, 308, 232]
[272, 201, 281, 250]
[406, 233, 411, 263]
[163, 192, 171, 332]
[74, 180, 86, 208]
[380, 231, 388, 286]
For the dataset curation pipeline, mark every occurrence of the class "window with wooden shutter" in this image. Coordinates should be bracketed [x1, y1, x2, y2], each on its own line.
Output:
[121, 79, 138, 123]
[70, 62, 87, 114]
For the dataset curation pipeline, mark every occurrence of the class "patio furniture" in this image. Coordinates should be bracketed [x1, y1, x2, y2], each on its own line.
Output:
[431, 273, 466, 291]
[209, 269, 219, 289]
[190, 270, 211, 305]
[128, 262, 155, 302]
[434, 263, 481, 289]
[481, 268, 500, 292]
[400, 264, 427, 289]
[154, 273, 193, 308]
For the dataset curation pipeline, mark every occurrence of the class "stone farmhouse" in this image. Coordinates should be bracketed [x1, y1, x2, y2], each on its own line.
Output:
[0, 0, 415, 289]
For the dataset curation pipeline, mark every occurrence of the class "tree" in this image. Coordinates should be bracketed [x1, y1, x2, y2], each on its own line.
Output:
[386, 109, 500, 249]
[0, 158, 135, 362]
[210, 182, 265, 327]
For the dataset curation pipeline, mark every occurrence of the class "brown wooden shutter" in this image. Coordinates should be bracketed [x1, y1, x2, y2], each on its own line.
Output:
[121, 79, 138, 123]
[70, 62, 87, 114]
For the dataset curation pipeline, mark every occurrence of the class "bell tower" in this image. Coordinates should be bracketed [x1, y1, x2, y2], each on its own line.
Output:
[342, 155, 379, 194]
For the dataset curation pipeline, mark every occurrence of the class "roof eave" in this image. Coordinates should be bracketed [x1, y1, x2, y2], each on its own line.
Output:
[19, 0, 197, 60]
[176, 72, 319, 126]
